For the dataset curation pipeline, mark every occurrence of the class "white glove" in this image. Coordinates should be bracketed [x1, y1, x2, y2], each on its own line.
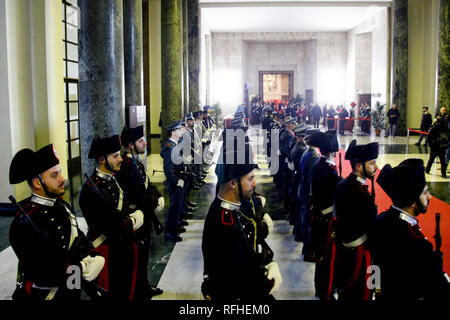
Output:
[263, 213, 273, 234]
[276, 150, 281, 156]
[80, 255, 105, 282]
[288, 161, 295, 171]
[130, 210, 144, 230]
[265, 261, 282, 294]
[177, 179, 185, 188]
[258, 196, 266, 208]
[285, 158, 288, 163]
[156, 197, 165, 212]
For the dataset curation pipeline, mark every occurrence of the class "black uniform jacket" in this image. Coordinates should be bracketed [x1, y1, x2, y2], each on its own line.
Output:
[202, 197, 273, 300]
[370, 207, 450, 300]
[10, 195, 91, 299]
[299, 147, 321, 204]
[118, 154, 161, 213]
[311, 157, 340, 212]
[79, 170, 135, 243]
[335, 173, 377, 245]
[160, 139, 184, 188]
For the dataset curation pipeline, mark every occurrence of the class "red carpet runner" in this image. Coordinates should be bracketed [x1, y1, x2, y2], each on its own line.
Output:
[334, 150, 450, 272]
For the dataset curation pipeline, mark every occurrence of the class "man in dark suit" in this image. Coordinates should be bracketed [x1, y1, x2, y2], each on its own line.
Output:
[415, 106, 433, 146]
[385, 104, 400, 137]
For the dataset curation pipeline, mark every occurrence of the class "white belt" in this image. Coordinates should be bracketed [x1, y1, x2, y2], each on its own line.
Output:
[342, 234, 368, 248]
[92, 234, 107, 248]
[321, 206, 333, 215]
[31, 284, 59, 300]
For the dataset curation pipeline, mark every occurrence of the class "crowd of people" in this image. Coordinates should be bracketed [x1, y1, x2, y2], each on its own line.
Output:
[6, 100, 450, 301]
[250, 99, 370, 135]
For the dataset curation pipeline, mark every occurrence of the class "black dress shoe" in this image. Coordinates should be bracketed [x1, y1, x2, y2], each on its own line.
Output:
[414, 142, 420, 146]
[177, 227, 186, 233]
[182, 212, 193, 219]
[148, 286, 163, 297]
[187, 201, 197, 207]
[165, 233, 182, 242]
[185, 206, 195, 213]
[180, 220, 189, 226]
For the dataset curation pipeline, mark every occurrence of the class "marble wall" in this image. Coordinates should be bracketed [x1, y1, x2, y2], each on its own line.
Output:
[315, 33, 347, 106]
[303, 40, 317, 98]
[246, 41, 305, 100]
[408, 0, 440, 128]
[356, 32, 372, 95]
[210, 32, 347, 115]
[346, 8, 389, 108]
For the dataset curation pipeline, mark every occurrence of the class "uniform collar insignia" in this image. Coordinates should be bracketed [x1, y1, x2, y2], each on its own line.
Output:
[31, 193, 57, 207]
[325, 157, 336, 166]
[309, 146, 320, 156]
[392, 206, 418, 226]
[95, 168, 114, 181]
[355, 175, 366, 185]
[218, 196, 240, 211]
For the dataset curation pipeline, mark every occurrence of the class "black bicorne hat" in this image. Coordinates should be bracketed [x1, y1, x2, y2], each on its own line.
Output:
[121, 125, 144, 146]
[377, 158, 426, 208]
[345, 139, 378, 162]
[88, 135, 122, 159]
[308, 131, 329, 150]
[9, 144, 60, 184]
[215, 137, 256, 186]
[324, 129, 339, 153]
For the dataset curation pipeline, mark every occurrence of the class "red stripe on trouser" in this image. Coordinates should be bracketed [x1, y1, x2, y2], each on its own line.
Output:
[325, 218, 336, 300]
[325, 218, 335, 252]
[327, 240, 336, 300]
[342, 245, 364, 294]
[129, 242, 139, 300]
[363, 248, 371, 300]
[24, 280, 33, 295]
[91, 244, 110, 292]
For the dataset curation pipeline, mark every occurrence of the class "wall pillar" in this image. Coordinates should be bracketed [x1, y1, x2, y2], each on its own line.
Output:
[188, 0, 200, 112]
[124, 0, 144, 118]
[438, 0, 450, 110]
[392, 0, 408, 135]
[161, 0, 182, 142]
[79, 0, 125, 178]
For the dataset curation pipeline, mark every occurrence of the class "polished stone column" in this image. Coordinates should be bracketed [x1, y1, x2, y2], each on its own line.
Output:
[392, 0, 408, 135]
[123, 0, 143, 123]
[79, 0, 125, 178]
[182, 0, 189, 115]
[161, 0, 183, 142]
[438, 0, 449, 110]
[188, 0, 200, 112]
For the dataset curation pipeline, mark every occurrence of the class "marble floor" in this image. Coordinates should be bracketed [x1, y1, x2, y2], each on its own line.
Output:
[0, 124, 449, 300]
